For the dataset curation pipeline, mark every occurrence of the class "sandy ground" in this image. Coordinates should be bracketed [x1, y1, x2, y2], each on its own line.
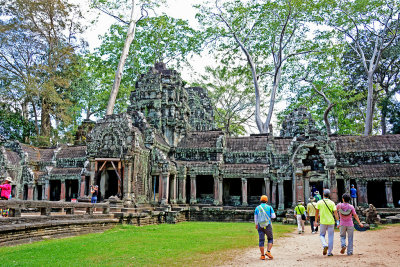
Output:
[222, 224, 400, 267]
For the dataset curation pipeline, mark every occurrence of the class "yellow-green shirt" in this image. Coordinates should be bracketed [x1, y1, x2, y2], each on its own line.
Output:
[307, 202, 317, 216]
[294, 205, 305, 215]
[316, 198, 336, 225]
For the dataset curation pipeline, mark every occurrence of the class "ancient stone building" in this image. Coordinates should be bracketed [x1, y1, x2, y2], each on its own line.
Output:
[1, 63, 400, 210]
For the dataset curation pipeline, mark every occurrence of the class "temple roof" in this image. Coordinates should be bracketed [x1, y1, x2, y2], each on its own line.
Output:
[273, 138, 292, 154]
[331, 135, 400, 153]
[226, 136, 271, 152]
[20, 144, 54, 162]
[50, 167, 83, 176]
[221, 164, 267, 174]
[339, 164, 400, 179]
[177, 131, 224, 148]
[56, 146, 86, 159]
[5, 149, 21, 165]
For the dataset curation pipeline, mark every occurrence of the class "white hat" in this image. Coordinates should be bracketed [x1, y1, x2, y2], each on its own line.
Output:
[5, 177, 13, 183]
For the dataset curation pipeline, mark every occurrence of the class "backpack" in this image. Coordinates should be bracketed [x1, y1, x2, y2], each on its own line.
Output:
[257, 205, 271, 227]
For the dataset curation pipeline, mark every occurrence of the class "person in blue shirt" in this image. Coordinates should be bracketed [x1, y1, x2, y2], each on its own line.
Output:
[254, 195, 276, 260]
[350, 185, 357, 207]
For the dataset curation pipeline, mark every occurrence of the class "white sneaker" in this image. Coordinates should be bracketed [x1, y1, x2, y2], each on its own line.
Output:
[312, 231, 316, 234]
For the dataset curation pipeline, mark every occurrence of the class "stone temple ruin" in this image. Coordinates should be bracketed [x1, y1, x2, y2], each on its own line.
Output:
[1, 62, 400, 211]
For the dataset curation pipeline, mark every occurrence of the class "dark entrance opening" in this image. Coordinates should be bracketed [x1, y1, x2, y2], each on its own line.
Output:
[310, 181, 323, 199]
[393, 182, 400, 208]
[367, 181, 387, 208]
[248, 178, 263, 205]
[23, 184, 28, 200]
[186, 175, 191, 203]
[153, 175, 159, 202]
[36, 185, 43, 200]
[50, 180, 61, 201]
[65, 180, 79, 201]
[105, 170, 119, 199]
[223, 178, 241, 206]
[337, 179, 345, 201]
[196, 175, 214, 204]
[85, 176, 90, 196]
[11, 185, 16, 199]
[284, 180, 293, 208]
[168, 175, 176, 203]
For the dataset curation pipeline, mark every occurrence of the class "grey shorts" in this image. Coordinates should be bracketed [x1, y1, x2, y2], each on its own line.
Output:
[258, 224, 273, 247]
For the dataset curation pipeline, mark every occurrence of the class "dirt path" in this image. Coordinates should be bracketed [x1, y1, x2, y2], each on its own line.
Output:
[222, 224, 400, 267]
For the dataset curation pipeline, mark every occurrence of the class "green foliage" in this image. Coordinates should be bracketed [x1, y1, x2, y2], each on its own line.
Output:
[193, 64, 255, 136]
[85, 15, 202, 116]
[0, 105, 35, 142]
[0, 222, 294, 266]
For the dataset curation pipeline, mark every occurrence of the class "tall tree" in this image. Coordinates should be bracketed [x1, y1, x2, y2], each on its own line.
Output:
[91, 0, 163, 115]
[321, 0, 400, 136]
[0, 0, 85, 142]
[196, 0, 318, 133]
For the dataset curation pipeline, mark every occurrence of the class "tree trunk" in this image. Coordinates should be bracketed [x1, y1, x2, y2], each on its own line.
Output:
[324, 103, 335, 135]
[40, 99, 51, 137]
[264, 67, 282, 133]
[364, 72, 374, 136]
[106, 0, 137, 115]
[381, 109, 387, 135]
[31, 101, 40, 135]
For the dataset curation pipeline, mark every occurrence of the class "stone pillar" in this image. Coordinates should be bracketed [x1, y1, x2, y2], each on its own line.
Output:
[385, 181, 394, 208]
[271, 181, 277, 208]
[80, 175, 86, 198]
[241, 178, 248, 206]
[329, 170, 338, 203]
[218, 177, 223, 205]
[45, 181, 50, 200]
[177, 176, 186, 204]
[123, 162, 133, 204]
[213, 176, 221, 205]
[278, 180, 284, 210]
[158, 175, 162, 202]
[296, 176, 304, 203]
[264, 178, 270, 199]
[60, 181, 66, 201]
[344, 179, 350, 194]
[292, 173, 297, 208]
[190, 176, 197, 204]
[41, 184, 46, 201]
[356, 180, 368, 207]
[169, 175, 177, 204]
[160, 172, 170, 205]
[89, 159, 96, 186]
[27, 185, 34, 200]
[304, 177, 310, 204]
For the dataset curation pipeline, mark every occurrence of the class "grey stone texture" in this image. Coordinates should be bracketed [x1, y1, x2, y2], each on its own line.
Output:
[1, 63, 400, 211]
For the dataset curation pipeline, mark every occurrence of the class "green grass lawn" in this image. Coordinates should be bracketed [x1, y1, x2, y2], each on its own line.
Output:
[0, 222, 294, 266]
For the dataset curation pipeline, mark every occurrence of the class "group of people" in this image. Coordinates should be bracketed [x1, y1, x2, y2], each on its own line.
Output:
[255, 187, 364, 260]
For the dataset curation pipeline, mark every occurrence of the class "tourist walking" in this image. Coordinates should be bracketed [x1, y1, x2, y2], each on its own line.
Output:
[307, 197, 318, 234]
[0, 177, 12, 217]
[350, 185, 357, 207]
[314, 189, 339, 256]
[294, 200, 306, 234]
[337, 193, 364, 255]
[254, 195, 276, 260]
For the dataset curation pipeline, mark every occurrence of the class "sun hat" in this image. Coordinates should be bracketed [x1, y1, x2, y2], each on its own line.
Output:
[260, 195, 268, 202]
[5, 177, 12, 183]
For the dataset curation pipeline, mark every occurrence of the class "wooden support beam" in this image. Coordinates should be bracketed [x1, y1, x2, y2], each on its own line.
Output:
[99, 160, 108, 172]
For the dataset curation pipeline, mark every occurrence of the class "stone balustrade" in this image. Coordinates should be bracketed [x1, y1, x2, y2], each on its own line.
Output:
[0, 200, 110, 217]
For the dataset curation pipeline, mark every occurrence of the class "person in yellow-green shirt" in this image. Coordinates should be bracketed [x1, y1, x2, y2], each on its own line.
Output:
[294, 200, 306, 234]
[307, 197, 318, 234]
[314, 189, 339, 256]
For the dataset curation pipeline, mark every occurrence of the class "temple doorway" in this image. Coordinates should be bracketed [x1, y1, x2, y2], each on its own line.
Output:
[65, 180, 79, 201]
[50, 180, 61, 201]
[337, 179, 345, 201]
[367, 181, 387, 208]
[23, 184, 28, 200]
[223, 178, 241, 206]
[196, 175, 213, 204]
[248, 178, 263, 205]
[36, 185, 43, 200]
[284, 180, 293, 208]
[104, 170, 119, 199]
[392, 182, 400, 208]
[310, 181, 323, 198]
